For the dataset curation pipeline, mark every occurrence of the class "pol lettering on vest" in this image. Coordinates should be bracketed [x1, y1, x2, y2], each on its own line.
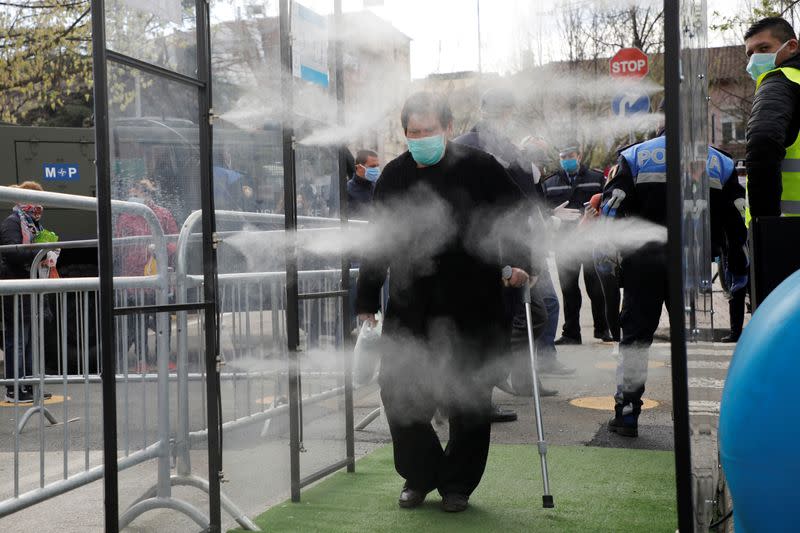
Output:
[636, 147, 667, 168]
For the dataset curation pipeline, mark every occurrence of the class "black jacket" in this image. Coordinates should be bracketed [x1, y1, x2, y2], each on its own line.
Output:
[452, 122, 547, 276]
[541, 165, 605, 217]
[746, 52, 800, 217]
[346, 175, 375, 220]
[0, 212, 39, 279]
[452, 123, 543, 199]
[355, 142, 531, 364]
[710, 147, 749, 275]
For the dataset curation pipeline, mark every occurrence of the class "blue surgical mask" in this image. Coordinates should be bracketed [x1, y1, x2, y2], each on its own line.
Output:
[364, 166, 380, 182]
[746, 40, 790, 81]
[407, 134, 446, 166]
[560, 158, 579, 174]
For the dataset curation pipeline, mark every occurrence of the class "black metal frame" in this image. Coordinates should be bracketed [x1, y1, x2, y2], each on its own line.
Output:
[334, 0, 356, 473]
[664, 1, 695, 532]
[197, 2, 223, 530]
[91, 1, 222, 531]
[279, 0, 355, 503]
[90, 3, 119, 530]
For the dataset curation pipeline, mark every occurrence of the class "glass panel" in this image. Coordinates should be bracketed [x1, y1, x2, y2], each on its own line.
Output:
[680, 1, 732, 529]
[208, 1, 292, 527]
[104, 0, 198, 77]
[106, 64, 203, 301]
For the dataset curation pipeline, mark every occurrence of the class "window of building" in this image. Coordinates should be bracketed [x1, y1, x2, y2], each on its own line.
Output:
[721, 113, 747, 143]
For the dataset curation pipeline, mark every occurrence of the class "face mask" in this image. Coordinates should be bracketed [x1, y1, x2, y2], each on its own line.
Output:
[128, 196, 146, 204]
[364, 166, 380, 182]
[407, 134, 446, 166]
[560, 158, 579, 174]
[747, 40, 790, 81]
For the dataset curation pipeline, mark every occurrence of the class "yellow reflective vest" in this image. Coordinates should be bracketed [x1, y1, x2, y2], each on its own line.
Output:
[746, 66, 800, 226]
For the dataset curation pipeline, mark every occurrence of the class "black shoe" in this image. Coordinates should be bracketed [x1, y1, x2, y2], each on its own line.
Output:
[538, 382, 558, 397]
[398, 486, 428, 508]
[5, 388, 34, 403]
[441, 493, 469, 512]
[595, 331, 614, 342]
[28, 387, 53, 401]
[608, 415, 638, 437]
[720, 333, 740, 343]
[490, 404, 518, 423]
[537, 359, 576, 376]
[554, 336, 581, 346]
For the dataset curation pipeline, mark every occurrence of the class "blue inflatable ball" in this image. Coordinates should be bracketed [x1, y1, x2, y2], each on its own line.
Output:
[719, 269, 800, 533]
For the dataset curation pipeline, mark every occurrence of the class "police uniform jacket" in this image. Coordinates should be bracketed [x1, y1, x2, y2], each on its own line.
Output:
[708, 146, 748, 276]
[603, 135, 748, 274]
[541, 165, 605, 223]
[603, 135, 669, 226]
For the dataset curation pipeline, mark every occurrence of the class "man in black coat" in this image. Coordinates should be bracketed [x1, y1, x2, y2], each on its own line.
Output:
[541, 143, 610, 344]
[356, 92, 532, 513]
[744, 16, 800, 219]
[346, 149, 380, 220]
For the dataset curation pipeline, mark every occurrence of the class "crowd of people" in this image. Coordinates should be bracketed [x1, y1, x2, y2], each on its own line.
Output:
[348, 14, 800, 513]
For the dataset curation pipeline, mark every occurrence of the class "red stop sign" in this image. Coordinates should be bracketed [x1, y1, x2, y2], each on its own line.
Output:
[609, 48, 649, 79]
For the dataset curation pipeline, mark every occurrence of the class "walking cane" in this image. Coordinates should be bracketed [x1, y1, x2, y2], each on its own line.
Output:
[523, 287, 554, 508]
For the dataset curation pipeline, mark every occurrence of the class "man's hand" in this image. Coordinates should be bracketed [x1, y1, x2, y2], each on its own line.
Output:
[358, 313, 378, 327]
[504, 268, 530, 288]
[553, 201, 581, 222]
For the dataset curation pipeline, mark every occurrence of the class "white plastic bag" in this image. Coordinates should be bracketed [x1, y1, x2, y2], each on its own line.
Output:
[353, 313, 382, 386]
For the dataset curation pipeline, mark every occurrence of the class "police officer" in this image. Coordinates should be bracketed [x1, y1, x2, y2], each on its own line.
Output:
[708, 148, 749, 343]
[603, 134, 748, 437]
[542, 142, 610, 344]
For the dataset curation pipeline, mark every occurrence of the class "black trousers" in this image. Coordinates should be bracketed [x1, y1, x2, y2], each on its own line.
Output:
[379, 369, 493, 497]
[596, 267, 621, 342]
[556, 255, 607, 339]
[729, 286, 746, 336]
[617, 247, 669, 409]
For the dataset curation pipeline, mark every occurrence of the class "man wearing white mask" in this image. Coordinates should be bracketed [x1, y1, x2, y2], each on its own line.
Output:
[744, 16, 800, 221]
[347, 149, 380, 220]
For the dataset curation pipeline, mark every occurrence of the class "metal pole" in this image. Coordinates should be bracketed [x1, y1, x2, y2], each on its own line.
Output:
[279, 0, 302, 503]
[664, 1, 695, 531]
[196, 0, 222, 530]
[523, 290, 553, 508]
[477, 0, 482, 73]
[90, 1, 120, 530]
[333, 0, 356, 474]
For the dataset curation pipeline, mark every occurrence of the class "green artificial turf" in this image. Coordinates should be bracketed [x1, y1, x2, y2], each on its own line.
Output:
[232, 444, 677, 533]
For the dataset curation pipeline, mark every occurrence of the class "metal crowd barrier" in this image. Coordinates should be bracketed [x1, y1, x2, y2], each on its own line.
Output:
[168, 209, 361, 527]
[0, 186, 199, 527]
[0, 191, 363, 530]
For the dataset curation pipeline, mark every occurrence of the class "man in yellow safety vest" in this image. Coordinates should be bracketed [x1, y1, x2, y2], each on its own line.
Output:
[744, 16, 800, 224]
